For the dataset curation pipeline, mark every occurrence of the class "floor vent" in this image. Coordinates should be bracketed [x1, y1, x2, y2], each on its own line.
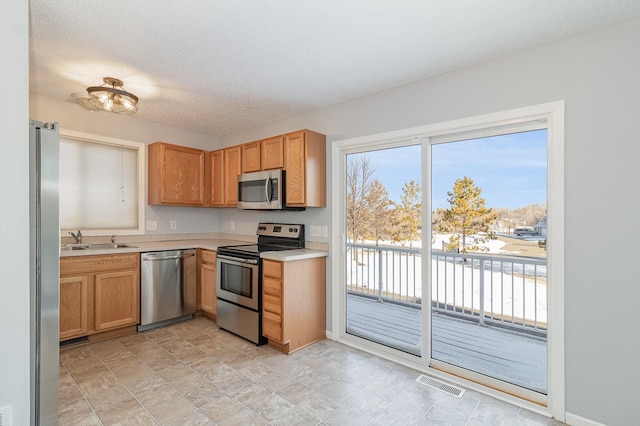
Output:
[416, 375, 465, 398]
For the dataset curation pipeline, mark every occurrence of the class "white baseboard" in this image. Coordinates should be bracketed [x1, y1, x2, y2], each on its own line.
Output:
[565, 412, 607, 426]
[325, 330, 334, 340]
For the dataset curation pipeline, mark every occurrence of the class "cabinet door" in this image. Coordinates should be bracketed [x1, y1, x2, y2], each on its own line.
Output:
[149, 142, 206, 206]
[262, 260, 284, 342]
[94, 270, 139, 331]
[210, 150, 225, 206]
[261, 136, 284, 170]
[200, 251, 217, 316]
[284, 131, 306, 206]
[60, 275, 90, 340]
[224, 146, 242, 206]
[242, 141, 261, 173]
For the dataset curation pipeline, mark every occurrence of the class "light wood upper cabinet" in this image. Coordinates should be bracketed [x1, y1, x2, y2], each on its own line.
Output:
[209, 150, 225, 206]
[284, 130, 326, 207]
[242, 136, 284, 172]
[197, 249, 217, 319]
[261, 136, 285, 170]
[242, 141, 261, 173]
[59, 253, 140, 342]
[261, 257, 326, 354]
[148, 142, 207, 206]
[209, 146, 241, 207]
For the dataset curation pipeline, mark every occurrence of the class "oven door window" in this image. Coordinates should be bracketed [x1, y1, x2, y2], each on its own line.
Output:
[220, 262, 253, 298]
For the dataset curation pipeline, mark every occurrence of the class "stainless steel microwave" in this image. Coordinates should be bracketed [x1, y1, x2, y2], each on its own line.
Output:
[237, 169, 286, 210]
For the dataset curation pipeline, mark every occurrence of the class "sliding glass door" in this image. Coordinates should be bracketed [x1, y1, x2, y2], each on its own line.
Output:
[430, 129, 548, 395]
[335, 103, 563, 411]
[345, 145, 422, 355]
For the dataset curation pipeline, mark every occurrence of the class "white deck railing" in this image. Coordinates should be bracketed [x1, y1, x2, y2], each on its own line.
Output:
[346, 243, 547, 336]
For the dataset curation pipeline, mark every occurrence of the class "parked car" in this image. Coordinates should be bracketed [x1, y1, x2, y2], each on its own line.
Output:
[513, 227, 539, 236]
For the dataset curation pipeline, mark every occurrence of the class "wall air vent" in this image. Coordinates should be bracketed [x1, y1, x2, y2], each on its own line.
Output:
[416, 374, 465, 398]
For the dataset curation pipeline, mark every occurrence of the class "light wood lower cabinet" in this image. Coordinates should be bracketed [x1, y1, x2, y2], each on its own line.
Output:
[197, 249, 217, 319]
[59, 253, 140, 342]
[262, 257, 326, 354]
[59, 275, 89, 340]
[94, 270, 139, 331]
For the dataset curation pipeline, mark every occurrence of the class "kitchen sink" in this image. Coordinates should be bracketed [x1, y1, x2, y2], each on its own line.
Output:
[61, 243, 137, 251]
[61, 244, 90, 251]
[87, 243, 138, 249]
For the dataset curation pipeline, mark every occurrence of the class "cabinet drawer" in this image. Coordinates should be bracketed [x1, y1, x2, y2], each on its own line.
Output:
[262, 260, 282, 278]
[263, 311, 282, 341]
[61, 253, 139, 275]
[201, 250, 217, 264]
[263, 277, 282, 297]
[263, 294, 282, 315]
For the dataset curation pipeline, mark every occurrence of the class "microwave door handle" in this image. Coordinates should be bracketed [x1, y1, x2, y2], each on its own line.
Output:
[265, 175, 272, 205]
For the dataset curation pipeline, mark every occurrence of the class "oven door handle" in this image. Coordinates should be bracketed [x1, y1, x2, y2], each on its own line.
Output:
[217, 254, 259, 265]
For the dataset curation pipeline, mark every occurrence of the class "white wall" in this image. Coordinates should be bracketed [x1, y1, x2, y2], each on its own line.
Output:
[30, 94, 222, 235]
[218, 18, 640, 426]
[1, 0, 30, 424]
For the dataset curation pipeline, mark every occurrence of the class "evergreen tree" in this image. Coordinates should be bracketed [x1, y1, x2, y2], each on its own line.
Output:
[392, 180, 422, 248]
[364, 179, 394, 245]
[441, 176, 496, 253]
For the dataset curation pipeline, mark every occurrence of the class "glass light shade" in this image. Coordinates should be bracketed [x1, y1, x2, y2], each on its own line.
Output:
[86, 77, 139, 114]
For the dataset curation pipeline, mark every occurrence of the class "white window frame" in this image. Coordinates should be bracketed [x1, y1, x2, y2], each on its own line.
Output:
[59, 129, 146, 236]
[331, 101, 564, 421]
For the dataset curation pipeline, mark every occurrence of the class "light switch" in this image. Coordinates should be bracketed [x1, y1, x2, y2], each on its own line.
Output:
[146, 220, 157, 231]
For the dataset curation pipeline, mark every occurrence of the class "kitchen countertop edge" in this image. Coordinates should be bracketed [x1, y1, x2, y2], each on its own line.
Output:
[60, 239, 246, 257]
[260, 249, 329, 261]
[60, 239, 329, 261]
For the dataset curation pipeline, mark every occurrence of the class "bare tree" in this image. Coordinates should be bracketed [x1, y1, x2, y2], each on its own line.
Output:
[346, 155, 377, 243]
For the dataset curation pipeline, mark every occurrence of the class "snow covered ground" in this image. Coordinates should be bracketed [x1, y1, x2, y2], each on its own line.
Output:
[347, 234, 547, 329]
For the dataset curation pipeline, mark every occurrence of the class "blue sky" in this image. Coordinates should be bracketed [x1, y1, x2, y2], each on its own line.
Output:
[348, 129, 547, 210]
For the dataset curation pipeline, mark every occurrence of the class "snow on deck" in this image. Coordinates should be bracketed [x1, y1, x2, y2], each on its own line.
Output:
[346, 293, 547, 393]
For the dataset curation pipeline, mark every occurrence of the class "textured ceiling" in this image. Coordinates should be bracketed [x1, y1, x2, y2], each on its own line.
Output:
[29, 1, 640, 137]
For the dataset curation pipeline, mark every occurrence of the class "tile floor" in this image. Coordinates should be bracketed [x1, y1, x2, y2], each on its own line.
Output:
[59, 317, 564, 425]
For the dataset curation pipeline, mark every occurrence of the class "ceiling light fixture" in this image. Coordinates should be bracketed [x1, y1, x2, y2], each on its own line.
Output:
[86, 77, 139, 114]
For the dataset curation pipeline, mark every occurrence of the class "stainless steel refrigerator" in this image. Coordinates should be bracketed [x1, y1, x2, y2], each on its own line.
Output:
[29, 119, 59, 425]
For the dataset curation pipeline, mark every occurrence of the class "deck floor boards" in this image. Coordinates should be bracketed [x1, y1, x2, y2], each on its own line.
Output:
[346, 294, 547, 393]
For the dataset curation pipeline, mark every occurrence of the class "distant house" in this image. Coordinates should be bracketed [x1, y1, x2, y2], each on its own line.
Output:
[534, 217, 547, 237]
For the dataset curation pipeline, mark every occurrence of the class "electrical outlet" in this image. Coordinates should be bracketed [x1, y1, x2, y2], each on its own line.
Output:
[230, 221, 235, 230]
[170, 220, 177, 230]
[146, 220, 157, 231]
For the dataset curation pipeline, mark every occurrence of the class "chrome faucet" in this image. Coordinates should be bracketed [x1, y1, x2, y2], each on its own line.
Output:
[69, 230, 82, 244]
[111, 234, 116, 244]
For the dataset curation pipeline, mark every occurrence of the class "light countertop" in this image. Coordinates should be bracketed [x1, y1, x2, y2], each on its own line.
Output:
[60, 238, 328, 261]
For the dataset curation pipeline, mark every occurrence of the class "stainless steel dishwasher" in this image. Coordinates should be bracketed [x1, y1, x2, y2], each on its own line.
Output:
[138, 249, 197, 331]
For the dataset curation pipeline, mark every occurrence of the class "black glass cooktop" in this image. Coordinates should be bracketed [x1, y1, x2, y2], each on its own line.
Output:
[217, 244, 299, 256]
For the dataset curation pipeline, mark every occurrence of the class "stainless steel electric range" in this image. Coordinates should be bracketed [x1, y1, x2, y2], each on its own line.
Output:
[216, 223, 304, 344]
